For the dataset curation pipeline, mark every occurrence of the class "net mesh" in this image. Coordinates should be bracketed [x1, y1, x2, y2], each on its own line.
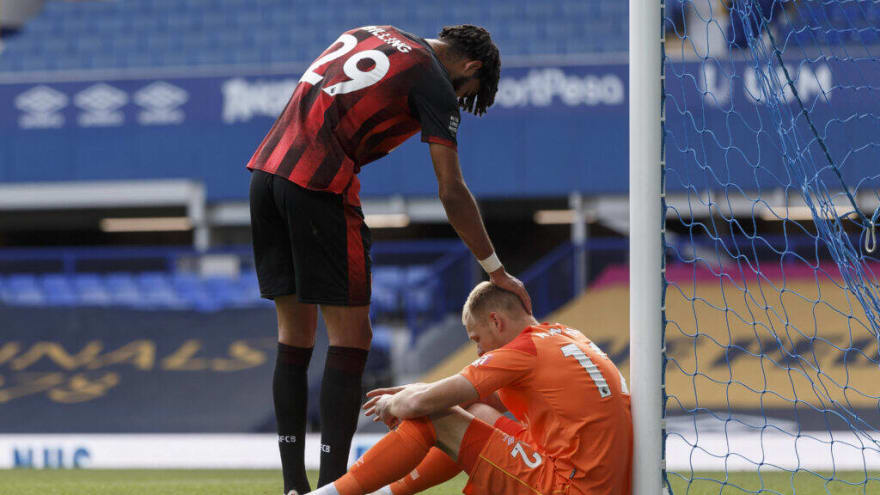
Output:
[663, 0, 880, 492]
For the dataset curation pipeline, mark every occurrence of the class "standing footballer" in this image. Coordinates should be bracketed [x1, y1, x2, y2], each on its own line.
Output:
[246, 24, 532, 495]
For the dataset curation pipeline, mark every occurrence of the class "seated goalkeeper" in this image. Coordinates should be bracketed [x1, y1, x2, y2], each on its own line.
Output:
[307, 282, 633, 495]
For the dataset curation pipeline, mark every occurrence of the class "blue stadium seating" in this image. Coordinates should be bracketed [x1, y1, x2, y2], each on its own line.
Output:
[403, 265, 437, 314]
[0, 0, 628, 73]
[372, 266, 403, 314]
[39, 273, 78, 306]
[136, 271, 186, 309]
[728, 0, 880, 49]
[105, 272, 148, 308]
[0, 265, 437, 314]
[72, 273, 113, 306]
[0, 274, 45, 306]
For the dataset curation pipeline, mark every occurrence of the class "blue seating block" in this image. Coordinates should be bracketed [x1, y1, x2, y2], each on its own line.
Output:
[0, 260, 450, 321]
[73, 273, 113, 306]
[39, 274, 77, 306]
[0, 0, 636, 73]
[2, 274, 46, 306]
[136, 272, 185, 309]
[372, 266, 403, 313]
[104, 272, 147, 308]
[404, 265, 437, 314]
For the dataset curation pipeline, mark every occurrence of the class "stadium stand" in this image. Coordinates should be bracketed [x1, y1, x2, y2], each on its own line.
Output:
[0, 0, 627, 73]
[0, 240, 598, 437]
[0, 266, 454, 312]
[725, 0, 880, 49]
[0, 242, 477, 340]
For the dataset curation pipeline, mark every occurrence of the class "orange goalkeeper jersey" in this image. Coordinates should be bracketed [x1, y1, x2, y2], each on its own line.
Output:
[459, 323, 633, 495]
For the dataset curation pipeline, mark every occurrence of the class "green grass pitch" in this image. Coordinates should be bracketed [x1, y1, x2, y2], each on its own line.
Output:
[0, 470, 467, 495]
[2, 469, 877, 494]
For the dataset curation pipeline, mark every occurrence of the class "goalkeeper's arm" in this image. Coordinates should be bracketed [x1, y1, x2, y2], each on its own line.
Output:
[460, 391, 507, 413]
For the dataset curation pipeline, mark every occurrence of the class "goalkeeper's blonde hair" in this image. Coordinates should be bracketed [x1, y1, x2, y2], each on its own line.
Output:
[461, 281, 526, 326]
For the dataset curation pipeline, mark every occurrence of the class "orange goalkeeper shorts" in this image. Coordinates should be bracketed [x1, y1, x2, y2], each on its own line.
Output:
[460, 417, 571, 495]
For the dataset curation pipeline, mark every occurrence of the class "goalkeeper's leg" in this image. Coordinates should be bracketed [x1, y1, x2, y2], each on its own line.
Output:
[369, 448, 460, 495]
[308, 404, 557, 495]
[376, 403, 509, 495]
[307, 407, 490, 495]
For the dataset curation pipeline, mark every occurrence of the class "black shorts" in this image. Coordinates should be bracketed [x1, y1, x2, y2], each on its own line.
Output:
[249, 170, 372, 306]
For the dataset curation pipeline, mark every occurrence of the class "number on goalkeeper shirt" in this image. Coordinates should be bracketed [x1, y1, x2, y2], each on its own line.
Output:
[561, 343, 611, 398]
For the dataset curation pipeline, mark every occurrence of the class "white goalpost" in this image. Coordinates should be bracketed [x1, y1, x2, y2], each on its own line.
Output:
[641, 0, 880, 492]
[629, 0, 664, 493]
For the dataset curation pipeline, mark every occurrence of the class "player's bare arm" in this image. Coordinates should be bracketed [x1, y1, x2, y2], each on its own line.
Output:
[430, 143, 533, 313]
[479, 391, 507, 412]
[362, 375, 478, 424]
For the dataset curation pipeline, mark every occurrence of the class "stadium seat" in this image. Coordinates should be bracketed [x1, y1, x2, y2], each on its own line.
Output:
[404, 265, 437, 314]
[39, 274, 78, 306]
[371, 324, 393, 353]
[238, 271, 263, 304]
[135, 271, 184, 309]
[0, 0, 633, 74]
[0, 258, 455, 318]
[370, 282, 399, 315]
[104, 272, 148, 308]
[72, 273, 113, 306]
[371, 266, 404, 314]
[168, 272, 222, 311]
[2, 274, 46, 306]
[202, 275, 245, 308]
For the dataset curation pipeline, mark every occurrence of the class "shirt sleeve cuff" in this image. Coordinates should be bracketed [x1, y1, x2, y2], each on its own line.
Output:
[459, 372, 487, 399]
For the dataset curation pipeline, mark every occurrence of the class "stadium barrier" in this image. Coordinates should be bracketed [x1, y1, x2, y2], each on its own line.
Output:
[0, 306, 279, 434]
[3, 431, 879, 471]
[1, 434, 285, 469]
[0, 433, 385, 469]
[0, 63, 628, 200]
[2, 60, 878, 200]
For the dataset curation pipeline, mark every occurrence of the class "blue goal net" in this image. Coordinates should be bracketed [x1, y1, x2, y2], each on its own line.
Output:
[663, 0, 880, 492]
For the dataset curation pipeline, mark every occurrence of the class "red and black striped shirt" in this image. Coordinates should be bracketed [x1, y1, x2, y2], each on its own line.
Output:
[246, 25, 461, 206]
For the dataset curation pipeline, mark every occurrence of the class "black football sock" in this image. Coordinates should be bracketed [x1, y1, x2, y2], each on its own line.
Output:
[274, 343, 313, 495]
[317, 345, 369, 487]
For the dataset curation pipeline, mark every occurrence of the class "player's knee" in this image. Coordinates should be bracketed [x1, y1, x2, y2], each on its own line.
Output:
[325, 316, 372, 348]
[353, 320, 372, 340]
[277, 317, 317, 347]
[344, 319, 372, 345]
[275, 298, 318, 344]
[464, 402, 488, 415]
[278, 326, 316, 347]
[396, 417, 437, 449]
[465, 403, 503, 424]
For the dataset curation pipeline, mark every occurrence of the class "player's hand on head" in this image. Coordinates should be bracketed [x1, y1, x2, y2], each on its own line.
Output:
[489, 269, 533, 315]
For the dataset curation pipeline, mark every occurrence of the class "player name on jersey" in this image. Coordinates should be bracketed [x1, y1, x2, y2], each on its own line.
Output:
[362, 26, 413, 53]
